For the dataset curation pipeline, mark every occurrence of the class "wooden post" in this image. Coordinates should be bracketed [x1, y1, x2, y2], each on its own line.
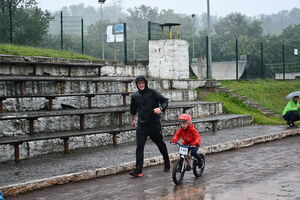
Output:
[32, 63, 37, 76]
[112, 132, 118, 145]
[122, 94, 127, 106]
[46, 97, 55, 110]
[14, 143, 20, 162]
[18, 81, 25, 96]
[58, 81, 65, 94]
[86, 95, 93, 109]
[98, 66, 102, 76]
[28, 118, 35, 135]
[95, 82, 99, 93]
[63, 138, 69, 153]
[124, 82, 129, 92]
[118, 112, 123, 126]
[80, 114, 85, 130]
[212, 120, 218, 132]
[68, 66, 71, 76]
[0, 98, 5, 113]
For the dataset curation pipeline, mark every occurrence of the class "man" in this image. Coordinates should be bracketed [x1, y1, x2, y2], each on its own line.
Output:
[283, 95, 300, 127]
[129, 75, 170, 177]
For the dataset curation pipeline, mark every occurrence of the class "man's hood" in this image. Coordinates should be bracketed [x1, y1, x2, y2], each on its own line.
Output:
[135, 75, 148, 90]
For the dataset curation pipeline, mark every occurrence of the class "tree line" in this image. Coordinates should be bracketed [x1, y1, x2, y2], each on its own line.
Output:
[0, 0, 299, 64]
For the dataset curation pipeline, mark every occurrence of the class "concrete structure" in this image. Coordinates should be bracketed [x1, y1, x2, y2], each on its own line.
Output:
[275, 72, 300, 79]
[191, 58, 247, 80]
[148, 39, 189, 79]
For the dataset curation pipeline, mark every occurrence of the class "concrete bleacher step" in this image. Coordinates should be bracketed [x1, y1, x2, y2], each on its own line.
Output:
[0, 101, 223, 136]
[0, 89, 199, 112]
[0, 113, 252, 162]
[0, 75, 206, 95]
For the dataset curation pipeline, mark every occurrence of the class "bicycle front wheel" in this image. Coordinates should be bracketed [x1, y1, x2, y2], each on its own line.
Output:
[193, 153, 205, 177]
[172, 158, 185, 185]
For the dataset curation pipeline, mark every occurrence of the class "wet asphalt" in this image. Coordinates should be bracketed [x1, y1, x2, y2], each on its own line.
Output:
[0, 125, 295, 188]
[6, 133, 300, 200]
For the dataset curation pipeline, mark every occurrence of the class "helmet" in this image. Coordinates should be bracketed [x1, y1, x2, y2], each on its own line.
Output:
[178, 113, 192, 123]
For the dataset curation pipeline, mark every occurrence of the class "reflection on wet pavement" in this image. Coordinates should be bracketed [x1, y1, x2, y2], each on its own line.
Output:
[7, 135, 300, 200]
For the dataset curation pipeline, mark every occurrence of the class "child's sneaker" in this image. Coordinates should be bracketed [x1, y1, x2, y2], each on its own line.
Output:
[129, 169, 143, 177]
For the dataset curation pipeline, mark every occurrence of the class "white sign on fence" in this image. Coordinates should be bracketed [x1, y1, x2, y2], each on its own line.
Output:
[106, 25, 115, 43]
[106, 24, 124, 43]
[294, 49, 298, 55]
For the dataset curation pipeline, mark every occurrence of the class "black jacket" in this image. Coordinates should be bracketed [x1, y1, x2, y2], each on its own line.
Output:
[130, 75, 168, 124]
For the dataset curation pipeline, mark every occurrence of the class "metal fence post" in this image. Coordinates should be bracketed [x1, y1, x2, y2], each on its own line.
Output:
[283, 44, 286, 80]
[60, 11, 63, 50]
[236, 38, 239, 80]
[261, 42, 264, 79]
[148, 21, 151, 41]
[9, 1, 13, 43]
[81, 18, 84, 54]
[206, 36, 209, 79]
[124, 23, 127, 65]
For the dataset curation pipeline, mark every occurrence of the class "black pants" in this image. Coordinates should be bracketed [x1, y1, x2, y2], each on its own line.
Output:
[135, 123, 170, 172]
[283, 111, 300, 124]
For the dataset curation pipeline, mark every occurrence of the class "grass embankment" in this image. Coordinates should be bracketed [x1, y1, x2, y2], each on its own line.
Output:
[0, 44, 97, 60]
[203, 79, 300, 125]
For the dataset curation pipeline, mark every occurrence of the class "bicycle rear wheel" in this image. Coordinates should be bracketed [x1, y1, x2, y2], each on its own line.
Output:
[172, 158, 186, 185]
[193, 153, 205, 177]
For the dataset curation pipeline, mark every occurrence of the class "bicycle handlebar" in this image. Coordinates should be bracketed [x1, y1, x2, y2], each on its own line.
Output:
[170, 142, 197, 148]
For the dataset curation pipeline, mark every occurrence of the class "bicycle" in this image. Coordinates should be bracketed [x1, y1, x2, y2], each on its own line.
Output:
[171, 142, 205, 185]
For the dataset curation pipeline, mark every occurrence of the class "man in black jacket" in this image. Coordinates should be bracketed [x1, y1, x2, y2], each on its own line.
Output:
[129, 75, 170, 177]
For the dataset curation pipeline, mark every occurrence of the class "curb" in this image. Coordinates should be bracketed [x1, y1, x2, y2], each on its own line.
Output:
[1, 128, 299, 197]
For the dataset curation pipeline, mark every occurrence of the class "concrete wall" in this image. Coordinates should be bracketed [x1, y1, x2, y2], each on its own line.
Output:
[191, 58, 247, 80]
[275, 73, 300, 79]
[148, 39, 189, 79]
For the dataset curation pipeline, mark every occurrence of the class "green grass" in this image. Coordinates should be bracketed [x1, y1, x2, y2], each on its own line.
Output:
[203, 79, 300, 125]
[222, 79, 299, 114]
[0, 44, 98, 60]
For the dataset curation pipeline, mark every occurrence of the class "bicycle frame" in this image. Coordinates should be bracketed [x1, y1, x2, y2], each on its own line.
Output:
[177, 143, 196, 171]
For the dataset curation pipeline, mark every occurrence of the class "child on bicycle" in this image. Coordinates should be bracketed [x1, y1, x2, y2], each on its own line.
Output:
[170, 113, 203, 165]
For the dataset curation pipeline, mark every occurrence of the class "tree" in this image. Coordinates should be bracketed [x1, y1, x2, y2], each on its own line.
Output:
[209, 12, 263, 61]
[279, 24, 300, 64]
[260, 8, 300, 35]
[0, 0, 52, 45]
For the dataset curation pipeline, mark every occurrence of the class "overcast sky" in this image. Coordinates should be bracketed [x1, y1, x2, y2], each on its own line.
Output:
[37, 0, 300, 16]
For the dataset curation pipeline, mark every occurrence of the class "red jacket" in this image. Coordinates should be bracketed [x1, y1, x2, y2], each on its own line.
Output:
[171, 124, 201, 147]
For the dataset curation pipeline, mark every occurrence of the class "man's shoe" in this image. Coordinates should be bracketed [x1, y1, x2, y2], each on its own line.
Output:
[129, 169, 143, 177]
[164, 166, 170, 172]
[164, 162, 170, 172]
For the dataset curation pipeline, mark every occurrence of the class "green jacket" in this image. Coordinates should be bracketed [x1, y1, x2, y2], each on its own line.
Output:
[282, 100, 300, 115]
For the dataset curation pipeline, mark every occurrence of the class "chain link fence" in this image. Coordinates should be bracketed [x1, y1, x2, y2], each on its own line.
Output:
[1, 11, 299, 79]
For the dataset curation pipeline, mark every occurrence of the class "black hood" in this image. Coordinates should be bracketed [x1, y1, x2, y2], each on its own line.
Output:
[135, 75, 148, 90]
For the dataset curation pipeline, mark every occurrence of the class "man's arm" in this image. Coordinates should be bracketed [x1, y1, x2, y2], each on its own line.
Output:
[131, 114, 137, 127]
[130, 95, 138, 126]
[155, 90, 168, 113]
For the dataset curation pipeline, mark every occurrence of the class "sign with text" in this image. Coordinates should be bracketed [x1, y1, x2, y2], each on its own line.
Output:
[106, 24, 124, 43]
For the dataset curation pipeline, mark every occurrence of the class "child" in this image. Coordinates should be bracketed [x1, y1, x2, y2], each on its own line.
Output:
[170, 113, 203, 165]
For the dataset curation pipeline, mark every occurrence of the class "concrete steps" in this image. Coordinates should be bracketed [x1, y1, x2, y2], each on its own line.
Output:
[0, 114, 252, 162]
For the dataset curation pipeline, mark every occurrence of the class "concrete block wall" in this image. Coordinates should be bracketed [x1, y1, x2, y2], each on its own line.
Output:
[148, 40, 189, 79]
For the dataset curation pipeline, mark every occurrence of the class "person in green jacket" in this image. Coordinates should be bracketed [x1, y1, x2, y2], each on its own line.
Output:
[282, 96, 300, 127]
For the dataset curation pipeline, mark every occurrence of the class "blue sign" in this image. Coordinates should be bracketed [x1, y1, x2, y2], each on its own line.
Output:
[114, 24, 124, 33]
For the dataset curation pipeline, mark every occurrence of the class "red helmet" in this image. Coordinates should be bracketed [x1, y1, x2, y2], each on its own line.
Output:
[178, 113, 192, 123]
